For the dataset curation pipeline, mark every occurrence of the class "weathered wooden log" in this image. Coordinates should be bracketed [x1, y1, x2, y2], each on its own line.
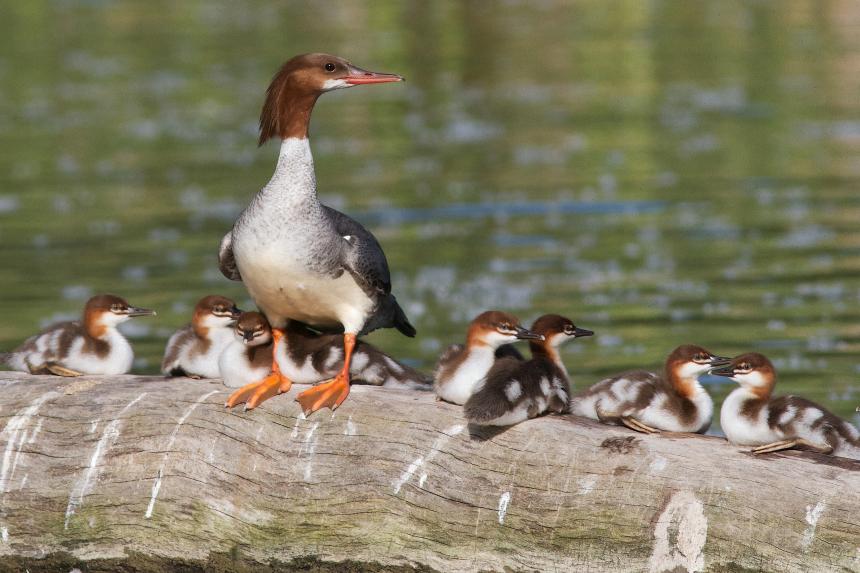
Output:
[0, 372, 856, 573]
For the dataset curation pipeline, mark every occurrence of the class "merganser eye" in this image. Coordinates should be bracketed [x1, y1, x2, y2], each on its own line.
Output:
[325, 63, 336, 72]
[111, 304, 122, 312]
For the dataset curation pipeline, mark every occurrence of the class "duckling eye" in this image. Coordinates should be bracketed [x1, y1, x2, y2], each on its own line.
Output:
[325, 63, 336, 72]
[214, 306, 224, 313]
[500, 323, 511, 331]
[739, 363, 750, 371]
[110, 304, 122, 312]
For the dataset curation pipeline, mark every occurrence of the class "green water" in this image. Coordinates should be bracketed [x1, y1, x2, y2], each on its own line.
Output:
[1, 1, 858, 431]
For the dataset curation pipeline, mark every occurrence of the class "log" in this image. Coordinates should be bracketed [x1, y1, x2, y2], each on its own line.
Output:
[0, 372, 857, 573]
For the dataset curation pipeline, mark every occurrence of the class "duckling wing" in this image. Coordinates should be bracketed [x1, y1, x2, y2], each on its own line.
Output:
[218, 231, 242, 281]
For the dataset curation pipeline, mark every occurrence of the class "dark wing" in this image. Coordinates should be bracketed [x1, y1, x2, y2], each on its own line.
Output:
[218, 231, 242, 281]
[325, 207, 415, 337]
[324, 206, 390, 295]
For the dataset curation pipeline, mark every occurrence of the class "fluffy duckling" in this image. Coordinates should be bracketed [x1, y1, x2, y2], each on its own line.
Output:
[570, 345, 728, 434]
[714, 353, 860, 459]
[162, 295, 242, 378]
[219, 312, 274, 389]
[464, 314, 594, 426]
[433, 310, 542, 405]
[0, 294, 155, 376]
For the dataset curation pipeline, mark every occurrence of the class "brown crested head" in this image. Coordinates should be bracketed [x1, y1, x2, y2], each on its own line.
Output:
[234, 311, 272, 346]
[530, 314, 594, 347]
[466, 310, 542, 348]
[83, 294, 156, 337]
[193, 295, 241, 321]
[711, 352, 776, 397]
[258, 53, 403, 145]
[664, 344, 730, 390]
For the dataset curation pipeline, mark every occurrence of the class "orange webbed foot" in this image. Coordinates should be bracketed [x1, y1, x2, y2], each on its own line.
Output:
[225, 327, 292, 411]
[296, 372, 350, 416]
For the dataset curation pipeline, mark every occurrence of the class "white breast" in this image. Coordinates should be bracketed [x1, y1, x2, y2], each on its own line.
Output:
[720, 389, 781, 446]
[179, 328, 234, 379]
[218, 341, 270, 388]
[435, 348, 496, 405]
[63, 330, 134, 375]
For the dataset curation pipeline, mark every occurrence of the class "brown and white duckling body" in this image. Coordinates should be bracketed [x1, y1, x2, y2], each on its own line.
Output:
[218, 312, 274, 388]
[433, 311, 542, 405]
[276, 322, 429, 389]
[0, 294, 155, 376]
[714, 353, 860, 459]
[464, 315, 594, 426]
[570, 345, 728, 433]
[162, 295, 242, 378]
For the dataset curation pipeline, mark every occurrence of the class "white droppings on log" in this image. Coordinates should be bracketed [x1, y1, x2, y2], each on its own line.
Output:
[345, 415, 357, 436]
[418, 473, 427, 488]
[392, 423, 464, 494]
[18, 474, 27, 491]
[578, 475, 597, 495]
[64, 393, 146, 530]
[802, 501, 826, 552]
[290, 412, 305, 438]
[89, 420, 99, 434]
[25, 419, 42, 445]
[648, 490, 708, 573]
[145, 390, 218, 519]
[650, 456, 667, 472]
[1, 526, 7, 543]
[498, 492, 511, 524]
[301, 422, 319, 482]
[0, 393, 57, 494]
[255, 427, 263, 442]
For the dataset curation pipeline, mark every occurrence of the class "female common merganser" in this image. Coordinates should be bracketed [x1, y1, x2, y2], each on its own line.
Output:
[464, 314, 594, 426]
[0, 294, 155, 376]
[570, 345, 728, 434]
[222, 314, 429, 395]
[714, 353, 860, 458]
[433, 310, 541, 405]
[161, 295, 242, 378]
[219, 312, 274, 389]
[219, 53, 413, 415]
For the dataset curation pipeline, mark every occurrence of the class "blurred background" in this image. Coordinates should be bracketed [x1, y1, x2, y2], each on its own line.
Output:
[0, 0, 858, 432]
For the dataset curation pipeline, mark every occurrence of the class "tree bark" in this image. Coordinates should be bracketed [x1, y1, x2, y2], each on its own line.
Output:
[0, 372, 857, 573]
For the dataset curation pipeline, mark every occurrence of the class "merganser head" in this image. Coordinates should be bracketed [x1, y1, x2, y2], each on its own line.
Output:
[711, 352, 776, 397]
[259, 53, 404, 145]
[234, 312, 272, 347]
[192, 295, 242, 333]
[466, 310, 542, 349]
[529, 314, 594, 349]
[665, 344, 730, 379]
[83, 294, 156, 336]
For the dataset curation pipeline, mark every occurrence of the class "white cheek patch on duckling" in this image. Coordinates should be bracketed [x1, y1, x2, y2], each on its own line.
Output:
[677, 361, 708, 379]
[734, 371, 767, 389]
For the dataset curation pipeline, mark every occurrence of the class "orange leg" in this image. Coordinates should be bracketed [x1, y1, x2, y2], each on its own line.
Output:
[296, 332, 355, 416]
[225, 328, 293, 410]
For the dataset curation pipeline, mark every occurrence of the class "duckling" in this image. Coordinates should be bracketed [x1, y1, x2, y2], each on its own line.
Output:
[464, 314, 594, 426]
[0, 294, 155, 376]
[161, 295, 242, 378]
[570, 345, 728, 434]
[219, 312, 275, 389]
[433, 310, 542, 405]
[713, 352, 860, 459]
[276, 322, 429, 390]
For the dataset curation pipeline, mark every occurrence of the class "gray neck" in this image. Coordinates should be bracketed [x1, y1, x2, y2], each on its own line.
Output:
[258, 138, 319, 204]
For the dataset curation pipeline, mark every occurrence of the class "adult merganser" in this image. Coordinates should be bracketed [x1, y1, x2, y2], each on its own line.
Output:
[570, 345, 728, 434]
[219, 311, 275, 389]
[218, 53, 413, 415]
[161, 295, 242, 378]
[713, 353, 860, 458]
[0, 294, 155, 376]
[464, 314, 594, 426]
[433, 310, 541, 405]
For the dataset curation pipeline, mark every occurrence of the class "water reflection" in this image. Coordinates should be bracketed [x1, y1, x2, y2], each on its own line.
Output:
[0, 1, 858, 429]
